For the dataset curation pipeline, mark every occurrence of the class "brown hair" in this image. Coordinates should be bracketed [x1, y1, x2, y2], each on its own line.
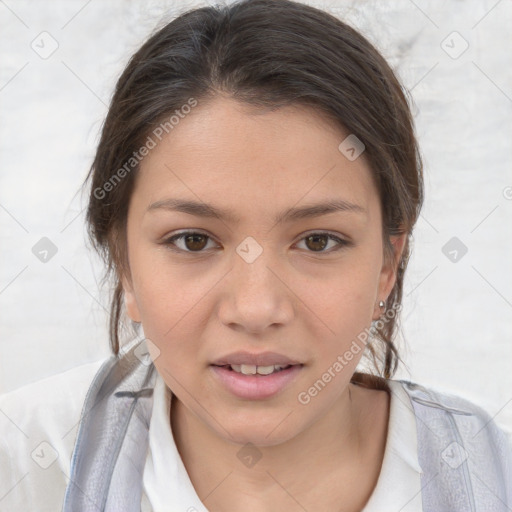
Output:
[82, 0, 423, 382]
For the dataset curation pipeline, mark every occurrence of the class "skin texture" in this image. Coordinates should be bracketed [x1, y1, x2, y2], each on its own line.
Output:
[122, 96, 406, 511]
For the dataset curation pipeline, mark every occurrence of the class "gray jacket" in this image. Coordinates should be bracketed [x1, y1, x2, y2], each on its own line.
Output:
[62, 341, 512, 511]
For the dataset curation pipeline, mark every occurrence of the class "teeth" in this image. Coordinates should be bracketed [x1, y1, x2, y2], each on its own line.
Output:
[230, 364, 288, 375]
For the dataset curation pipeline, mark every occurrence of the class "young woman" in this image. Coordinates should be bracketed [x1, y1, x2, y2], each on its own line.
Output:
[1, 1, 510, 511]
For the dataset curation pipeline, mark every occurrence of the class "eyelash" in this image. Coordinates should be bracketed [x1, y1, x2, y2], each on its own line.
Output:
[161, 230, 351, 254]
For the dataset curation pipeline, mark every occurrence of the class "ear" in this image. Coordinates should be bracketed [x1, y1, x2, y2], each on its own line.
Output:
[373, 233, 407, 320]
[121, 274, 142, 323]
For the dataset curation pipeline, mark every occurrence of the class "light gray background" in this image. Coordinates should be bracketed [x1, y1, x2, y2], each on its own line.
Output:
[1, 0, 511, 434]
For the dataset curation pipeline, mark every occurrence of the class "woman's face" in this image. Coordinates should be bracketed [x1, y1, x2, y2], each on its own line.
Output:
[122, 96, 404, 446]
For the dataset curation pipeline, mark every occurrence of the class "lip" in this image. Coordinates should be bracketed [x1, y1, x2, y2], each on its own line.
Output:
[210, 364, 303, 400]
[211, 350, 302, 367]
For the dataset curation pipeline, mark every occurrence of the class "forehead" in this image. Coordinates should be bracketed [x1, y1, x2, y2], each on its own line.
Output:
[132, 96, 378, 220]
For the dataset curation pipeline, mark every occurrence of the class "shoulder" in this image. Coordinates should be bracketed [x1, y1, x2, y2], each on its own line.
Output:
[0, 358, 108, 437]
[0, 358, 108, 511]
[391, 379, 512, 505]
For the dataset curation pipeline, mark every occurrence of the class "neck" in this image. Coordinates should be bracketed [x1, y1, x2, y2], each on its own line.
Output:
[169, 383, 386, 511]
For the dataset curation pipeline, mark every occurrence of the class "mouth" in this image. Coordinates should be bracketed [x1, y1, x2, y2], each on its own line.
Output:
[210, 363, 304, 399]
[212, 363, 299, 375]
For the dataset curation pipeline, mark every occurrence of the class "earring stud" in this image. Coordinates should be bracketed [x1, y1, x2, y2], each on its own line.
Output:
[378, 300, 385, 309]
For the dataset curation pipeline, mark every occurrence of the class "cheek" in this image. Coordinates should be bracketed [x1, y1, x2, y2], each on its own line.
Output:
[135, 278, 206, 382]
[128, 236, 203, 321]
[290, 255, 381, 360]
[135, 268, 207, 339]
[129, 250, 221, 372]
[300, 252, 380, 319]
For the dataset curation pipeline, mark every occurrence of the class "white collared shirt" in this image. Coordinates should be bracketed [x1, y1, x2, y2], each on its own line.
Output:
[362, 380, 423, 511]
[142, 371, 423, 511]
[0, 359, 423, 511]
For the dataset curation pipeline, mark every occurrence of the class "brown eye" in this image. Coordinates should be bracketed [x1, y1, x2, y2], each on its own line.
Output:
[304, 234, 329, 251]
[296, 232, 349, 253]
[163, 232, 216, 252]
[183, 233, 208, 251]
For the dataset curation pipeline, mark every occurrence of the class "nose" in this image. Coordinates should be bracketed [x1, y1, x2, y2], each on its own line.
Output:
[217, 246, 294, 334]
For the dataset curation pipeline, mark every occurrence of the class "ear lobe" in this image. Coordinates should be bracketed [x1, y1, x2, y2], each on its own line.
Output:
[121, 275, 141, 323]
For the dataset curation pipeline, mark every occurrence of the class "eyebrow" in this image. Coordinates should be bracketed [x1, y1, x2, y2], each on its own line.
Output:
[147, 197, 366, 224]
